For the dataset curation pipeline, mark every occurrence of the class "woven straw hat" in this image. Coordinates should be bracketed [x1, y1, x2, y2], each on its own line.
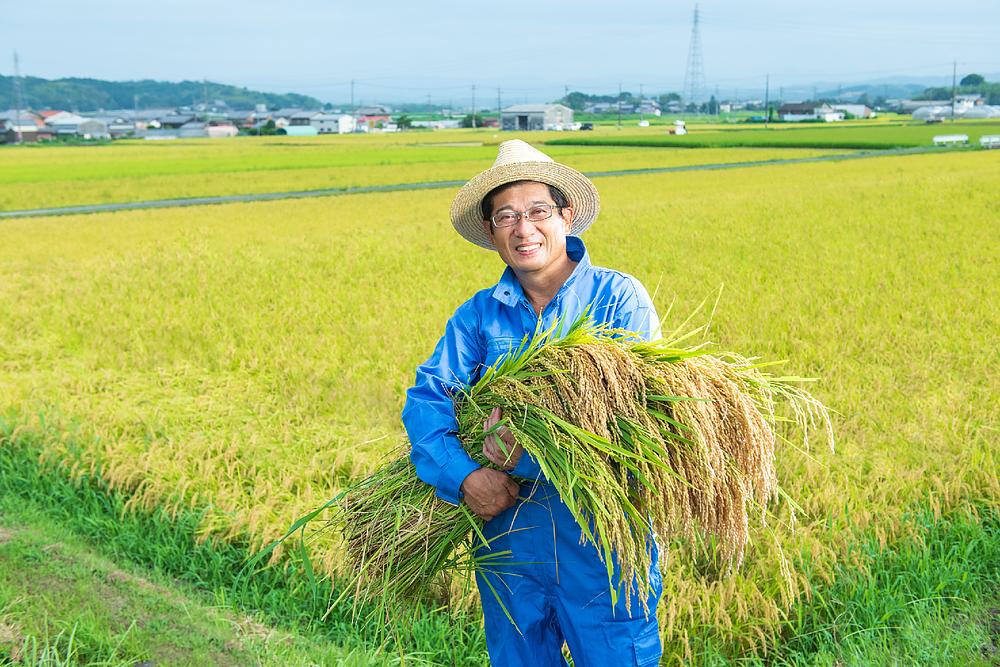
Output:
[450, 139, 600, 250]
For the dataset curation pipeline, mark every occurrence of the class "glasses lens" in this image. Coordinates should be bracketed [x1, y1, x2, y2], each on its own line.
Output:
[493, 212, 518, 227]
[525, 205, 553, 221]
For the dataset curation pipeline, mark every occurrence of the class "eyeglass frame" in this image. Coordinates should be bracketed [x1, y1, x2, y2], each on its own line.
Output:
[489, 203, 565, 229]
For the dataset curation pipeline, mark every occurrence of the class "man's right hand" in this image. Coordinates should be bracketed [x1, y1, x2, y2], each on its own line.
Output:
[460, 468, 519, 521]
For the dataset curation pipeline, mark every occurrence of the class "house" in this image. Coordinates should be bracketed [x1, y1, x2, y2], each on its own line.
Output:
[92, 115, 137, 138]
[271, 108, 303, 126]
[206, 120, 239, 138]
[1, 112, 43, 143]
[289, 110, 323, 125]
[501, 104, 573, 131]
[47, 118, 111, 139]
[158, 114, 196, 129]
[310, 113, 355, 134]
[410, 119, 462, 130]
[777, 102, 845, 122]
[354, 104, 392, 117]
[226, 110, 256, 127]
[39, 110, 83, 124]
[177, 120, 208, 138]
[831, 104, 875, 119]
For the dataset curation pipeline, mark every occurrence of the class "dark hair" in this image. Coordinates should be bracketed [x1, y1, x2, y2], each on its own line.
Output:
[481, 180, 570, 228]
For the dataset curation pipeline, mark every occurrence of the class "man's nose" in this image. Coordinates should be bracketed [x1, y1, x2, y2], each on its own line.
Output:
[511, 214, 535, 233]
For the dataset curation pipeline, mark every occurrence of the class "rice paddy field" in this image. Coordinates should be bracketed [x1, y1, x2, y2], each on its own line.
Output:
[1, 130, 999, 665]
[0, 131, 852, 211]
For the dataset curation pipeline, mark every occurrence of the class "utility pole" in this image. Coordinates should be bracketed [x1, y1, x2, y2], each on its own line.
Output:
[764, 74, 770, 129]
[204, 78, 209, 111]
[951, 60, 957, 122]
[471, 84, 476, 128]
[618, 81, 622, 129]
[715, 84, 719, 121]
[12, 51, 23, 145]
[351, 79, 355, 116]
[639, 83, 643, 120]
[497, 88, 502, 127]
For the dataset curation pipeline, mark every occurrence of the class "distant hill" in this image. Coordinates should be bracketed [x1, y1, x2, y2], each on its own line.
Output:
[0, 75, 324, 112]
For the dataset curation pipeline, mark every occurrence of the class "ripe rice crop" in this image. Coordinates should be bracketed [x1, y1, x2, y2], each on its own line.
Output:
[315, 315, 831, 622]
[1, 149, 997, 657]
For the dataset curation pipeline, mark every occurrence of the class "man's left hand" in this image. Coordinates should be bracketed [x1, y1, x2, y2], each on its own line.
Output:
[483, 407, 523, 471]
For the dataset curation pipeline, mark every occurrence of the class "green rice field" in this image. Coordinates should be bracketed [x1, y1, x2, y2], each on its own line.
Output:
[1, 132, 999, 665]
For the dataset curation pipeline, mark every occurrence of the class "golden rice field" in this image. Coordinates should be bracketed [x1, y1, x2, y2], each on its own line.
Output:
[0, 131, 849, 211]
[1, 146, 998, 656]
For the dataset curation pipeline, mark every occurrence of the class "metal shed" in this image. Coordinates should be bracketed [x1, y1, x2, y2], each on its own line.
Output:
[501, 104, 573, 131]
[276, 125, 319, 136]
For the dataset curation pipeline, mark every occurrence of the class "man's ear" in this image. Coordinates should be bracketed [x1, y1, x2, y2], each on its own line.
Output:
[560, 207, 574, 233]
[481, 219, 497, 248]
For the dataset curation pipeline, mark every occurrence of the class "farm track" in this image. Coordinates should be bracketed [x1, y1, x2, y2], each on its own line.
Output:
[0, 146, 944, 218]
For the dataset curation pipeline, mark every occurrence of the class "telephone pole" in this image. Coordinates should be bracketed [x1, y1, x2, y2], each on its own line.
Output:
[351, 79, 355, 116]
[471, 84, 476, 128]
[497, 88, 502, 125]
[764, 74, 770, 129]
[951, 60, 957, 122]
[618, 81, 622, 129]
[12, 51, 23, 145]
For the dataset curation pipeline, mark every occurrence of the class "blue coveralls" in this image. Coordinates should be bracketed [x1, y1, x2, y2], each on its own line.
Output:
[402, 236, 663, 667]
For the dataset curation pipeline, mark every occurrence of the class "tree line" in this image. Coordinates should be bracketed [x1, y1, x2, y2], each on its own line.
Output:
[0, 75, 323, 112]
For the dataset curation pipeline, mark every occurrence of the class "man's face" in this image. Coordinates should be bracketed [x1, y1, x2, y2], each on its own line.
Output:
[481, 182, 574, 278]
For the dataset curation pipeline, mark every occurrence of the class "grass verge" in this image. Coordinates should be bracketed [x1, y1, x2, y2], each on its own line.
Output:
[0, 419, 490, 666]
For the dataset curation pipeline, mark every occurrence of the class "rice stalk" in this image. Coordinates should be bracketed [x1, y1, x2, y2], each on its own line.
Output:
[304, 313, 833, 623]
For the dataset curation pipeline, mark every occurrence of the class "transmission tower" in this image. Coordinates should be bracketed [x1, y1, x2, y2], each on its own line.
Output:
[682, 4, 706, 110]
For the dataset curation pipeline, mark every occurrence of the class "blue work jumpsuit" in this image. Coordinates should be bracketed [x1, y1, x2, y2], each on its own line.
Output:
[402, 236, 663, 667]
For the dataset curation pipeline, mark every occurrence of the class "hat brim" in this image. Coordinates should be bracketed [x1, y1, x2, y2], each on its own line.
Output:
[450, 160, 600, 250]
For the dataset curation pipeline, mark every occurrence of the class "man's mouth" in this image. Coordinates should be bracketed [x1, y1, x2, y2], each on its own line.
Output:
[516, 242, 541, 253]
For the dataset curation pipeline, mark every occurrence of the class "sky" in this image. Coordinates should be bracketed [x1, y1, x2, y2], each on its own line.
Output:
[4, 0, 998, 106]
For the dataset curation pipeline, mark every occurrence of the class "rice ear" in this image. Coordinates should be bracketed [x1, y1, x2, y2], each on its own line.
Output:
[319, 313, 832, 620]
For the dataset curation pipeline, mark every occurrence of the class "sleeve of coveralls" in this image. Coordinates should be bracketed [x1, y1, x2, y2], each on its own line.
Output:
[402, 311, 484, 507]
[509, 277, 660, 481]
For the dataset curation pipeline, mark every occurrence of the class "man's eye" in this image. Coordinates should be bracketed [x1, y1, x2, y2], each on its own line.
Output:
[528, 207, 547, 217]
[496, 214, 516, 224]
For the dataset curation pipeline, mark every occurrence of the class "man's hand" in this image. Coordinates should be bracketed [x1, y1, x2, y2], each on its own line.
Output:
[460, 468, 519, 521]
[483, 407, 523, 471]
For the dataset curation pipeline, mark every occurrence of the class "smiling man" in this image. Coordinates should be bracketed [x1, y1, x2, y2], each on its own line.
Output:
[402, 140, 663, 666]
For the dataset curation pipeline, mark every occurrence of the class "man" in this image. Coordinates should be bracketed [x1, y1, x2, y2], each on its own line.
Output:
[402, 140, 662, 666]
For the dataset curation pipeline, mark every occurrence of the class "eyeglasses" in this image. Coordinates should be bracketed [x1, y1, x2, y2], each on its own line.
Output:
[490, 204, 561, 228]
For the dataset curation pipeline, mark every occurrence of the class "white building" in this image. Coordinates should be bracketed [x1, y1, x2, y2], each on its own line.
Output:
[311, 114, 356, 134]
[778, 102, 845, 122]
[831, 104, 875, 119]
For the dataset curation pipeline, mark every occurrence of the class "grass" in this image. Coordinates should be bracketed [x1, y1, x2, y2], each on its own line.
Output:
[0, 422, 491, 665]
[0, 132, 846, 211]
[1, 147, 998, 660]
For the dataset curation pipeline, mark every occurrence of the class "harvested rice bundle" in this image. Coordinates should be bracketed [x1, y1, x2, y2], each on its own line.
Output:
[298, 315, 833, 620]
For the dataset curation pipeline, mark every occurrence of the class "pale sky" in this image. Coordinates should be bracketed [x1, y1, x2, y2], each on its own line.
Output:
[4, 0, 998, 105]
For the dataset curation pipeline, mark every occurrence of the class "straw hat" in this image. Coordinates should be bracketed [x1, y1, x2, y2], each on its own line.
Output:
[450, 139, 600, 250]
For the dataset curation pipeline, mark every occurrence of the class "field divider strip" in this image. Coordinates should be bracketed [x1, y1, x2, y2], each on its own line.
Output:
[0, 146, 942, 219]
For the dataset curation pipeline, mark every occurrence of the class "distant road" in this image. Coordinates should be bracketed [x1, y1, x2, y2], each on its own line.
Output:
[1, 147, 941, 219]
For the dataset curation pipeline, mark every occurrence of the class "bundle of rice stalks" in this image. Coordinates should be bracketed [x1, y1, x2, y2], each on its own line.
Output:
[272, 314, 833, 622]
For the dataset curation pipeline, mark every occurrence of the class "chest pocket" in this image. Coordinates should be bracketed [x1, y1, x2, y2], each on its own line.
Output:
[484, 337, 522, 371]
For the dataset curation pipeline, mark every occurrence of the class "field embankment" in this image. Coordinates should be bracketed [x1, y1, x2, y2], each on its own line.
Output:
[1, 143, 999, 663]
